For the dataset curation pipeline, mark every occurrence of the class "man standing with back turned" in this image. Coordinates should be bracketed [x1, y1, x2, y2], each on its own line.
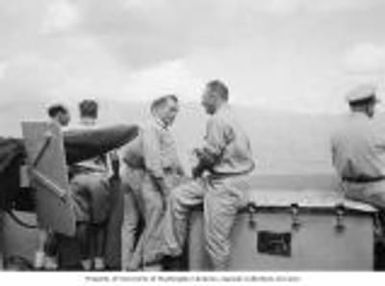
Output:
[156, 80, 255, 270]
[69, 99, 117, 270]
[331, 84, 385, 209]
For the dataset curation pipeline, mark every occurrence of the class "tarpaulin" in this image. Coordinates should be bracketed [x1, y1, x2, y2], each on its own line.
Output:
[0, 138, 25, 210]
[64, 124, 139, 164]
[0, 124, 139, 210]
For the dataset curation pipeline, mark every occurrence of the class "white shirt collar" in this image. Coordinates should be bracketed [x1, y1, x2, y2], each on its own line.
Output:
[152, 115, 168, 130]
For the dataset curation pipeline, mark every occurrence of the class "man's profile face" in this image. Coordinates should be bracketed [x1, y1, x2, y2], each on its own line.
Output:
[159, 99, 179, 126]
[201, 87, 217, 115]
[58, 111, 70, 127]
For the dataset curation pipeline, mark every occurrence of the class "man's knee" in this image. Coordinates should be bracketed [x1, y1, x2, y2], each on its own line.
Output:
[148, 199, 164, 214]
[204, 184, 244, 213]
[168, 185, 191, 213]
[143, 191, 164, 215]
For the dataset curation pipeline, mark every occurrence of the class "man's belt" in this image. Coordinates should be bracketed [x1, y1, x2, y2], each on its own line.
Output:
[124, 163, 176, 174]
[342, 176, 385, 183]
[163, 166, 176, 173]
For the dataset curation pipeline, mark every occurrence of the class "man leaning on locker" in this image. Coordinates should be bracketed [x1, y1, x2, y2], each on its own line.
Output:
[119, 95, 185, 270]
[153, 80, 255, 270]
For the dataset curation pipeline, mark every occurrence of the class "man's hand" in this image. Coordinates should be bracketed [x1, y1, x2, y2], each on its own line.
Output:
[191, 148, 217, 178]
[192, 164, 205, 179]
[109, 151, 120, 181]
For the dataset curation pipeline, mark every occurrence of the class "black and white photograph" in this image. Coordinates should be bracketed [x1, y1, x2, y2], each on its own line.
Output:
[1, 0, 385, 283]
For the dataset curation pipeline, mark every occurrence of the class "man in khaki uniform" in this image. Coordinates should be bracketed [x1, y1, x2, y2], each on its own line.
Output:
[120, 95, 185, 270]
[155, 80, 255, 270]
[37, 104, 71, 270]
[331, 84, 385, 208]
[69, 99, 118, 270]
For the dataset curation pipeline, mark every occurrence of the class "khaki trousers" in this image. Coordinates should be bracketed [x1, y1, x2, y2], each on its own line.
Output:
[159, 174, 250, 270]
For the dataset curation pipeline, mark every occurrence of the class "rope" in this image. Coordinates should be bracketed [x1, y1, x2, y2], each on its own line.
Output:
[6, 209, 37, 229]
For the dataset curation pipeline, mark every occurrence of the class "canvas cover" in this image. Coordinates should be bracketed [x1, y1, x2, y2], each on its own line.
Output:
[0, 124, 139, 213]
[22, 122, 76, 236]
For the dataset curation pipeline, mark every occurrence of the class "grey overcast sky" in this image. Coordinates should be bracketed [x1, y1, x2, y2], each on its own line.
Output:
[1, 0, 385, 113]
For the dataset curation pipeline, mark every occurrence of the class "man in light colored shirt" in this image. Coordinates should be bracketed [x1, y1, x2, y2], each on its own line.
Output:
[155, 80, 255, 270]
[120, 95, 185, 270]
[331, 84, 385, 208]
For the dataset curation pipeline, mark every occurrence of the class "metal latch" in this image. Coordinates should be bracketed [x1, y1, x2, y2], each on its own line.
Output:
[290, 203, 301, 231]
[247, 202, 258, 229]
[335, 203, 346, 233]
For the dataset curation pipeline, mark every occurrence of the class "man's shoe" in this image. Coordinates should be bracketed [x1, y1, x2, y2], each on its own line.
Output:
[93, 257, 105, 271]
[44, 256, 58, 270]
[34, 251, 45, 270]
[161, 255, 184, 271]
[81, 259, 92, 271]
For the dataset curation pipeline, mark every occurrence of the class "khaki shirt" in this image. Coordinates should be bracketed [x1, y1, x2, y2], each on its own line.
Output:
[331, 112, 385, 179]
[120, 117, 183, 179]
[203, 104, 255, 175]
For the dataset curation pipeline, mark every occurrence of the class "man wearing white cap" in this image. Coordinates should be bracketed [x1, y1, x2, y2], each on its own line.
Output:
[331, 84, 385, 208]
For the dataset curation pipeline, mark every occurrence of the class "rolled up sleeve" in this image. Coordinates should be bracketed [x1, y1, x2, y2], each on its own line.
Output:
[202, 117, 232, 158]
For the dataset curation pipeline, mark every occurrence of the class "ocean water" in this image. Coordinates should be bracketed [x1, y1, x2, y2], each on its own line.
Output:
[0, 99, 339, 176]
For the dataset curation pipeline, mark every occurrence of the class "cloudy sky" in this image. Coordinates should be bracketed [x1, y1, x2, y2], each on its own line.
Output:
[1, 0, 385, 114]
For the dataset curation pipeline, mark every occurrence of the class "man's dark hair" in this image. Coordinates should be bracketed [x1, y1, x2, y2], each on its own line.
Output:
[150, 94, 178, 113]
[47, 104, 68, 118]
[349, 96, 376, 108]
[79, 99, 98, 118]
[207, 80, 229, 101]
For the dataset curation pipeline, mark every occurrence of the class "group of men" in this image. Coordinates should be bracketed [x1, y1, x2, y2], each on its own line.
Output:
[40, 80, 256, 271]
[39, 79, 385, 271]
[40, 99, 119, 270]
[120, 80, 255, 271]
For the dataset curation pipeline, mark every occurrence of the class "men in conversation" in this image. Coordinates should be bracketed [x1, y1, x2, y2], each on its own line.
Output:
[154, 80, 255, 270]
[120, 95, 185, 270]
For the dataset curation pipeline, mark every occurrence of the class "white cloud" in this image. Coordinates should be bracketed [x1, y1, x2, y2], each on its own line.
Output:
[1, 0, 385, 116]
[117, 0, 382, 15]
[249, 0, 382, 14]
[120, 0, 165, 10]
[124, 60, 204, 102]
[302, 0, 381, 12]
[344, 43, 385, 74]
[248, 0, 302, 14]
[40, 0, 80, 35]
[0, 61, 8, 79]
